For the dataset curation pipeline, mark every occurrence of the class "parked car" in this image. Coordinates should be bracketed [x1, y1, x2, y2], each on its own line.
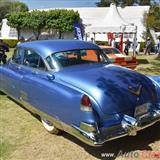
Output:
[0, 40, 160, 147]
[100, 45, 138, 70]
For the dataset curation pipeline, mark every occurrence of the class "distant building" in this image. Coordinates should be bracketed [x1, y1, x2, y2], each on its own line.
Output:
[0, 5, 150, 42]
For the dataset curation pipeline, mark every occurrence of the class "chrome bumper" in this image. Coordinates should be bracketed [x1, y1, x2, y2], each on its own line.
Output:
[71, 109, 160, 146]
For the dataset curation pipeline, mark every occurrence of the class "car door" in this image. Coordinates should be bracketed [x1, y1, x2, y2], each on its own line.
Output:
[1, 48, 24, 99]
[19, 49, 63, 122]
[18, 49, 48, 104]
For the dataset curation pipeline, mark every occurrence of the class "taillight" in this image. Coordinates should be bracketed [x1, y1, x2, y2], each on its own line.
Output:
[80, 95, 92, 112]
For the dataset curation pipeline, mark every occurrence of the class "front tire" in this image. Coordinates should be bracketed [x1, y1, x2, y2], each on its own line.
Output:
[41, 117, 60, 134]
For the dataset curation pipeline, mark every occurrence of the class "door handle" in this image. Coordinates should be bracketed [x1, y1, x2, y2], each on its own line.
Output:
[47, 74, 55, 80]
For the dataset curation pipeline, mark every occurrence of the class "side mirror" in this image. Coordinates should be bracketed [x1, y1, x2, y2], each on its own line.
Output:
[47, 74, 55, 81]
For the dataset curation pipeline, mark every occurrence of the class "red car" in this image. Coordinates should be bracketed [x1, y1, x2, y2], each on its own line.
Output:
[100, 46, 138, 70]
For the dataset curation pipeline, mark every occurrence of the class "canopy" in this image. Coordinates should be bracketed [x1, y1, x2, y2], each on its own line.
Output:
[85, 3, 137, 34]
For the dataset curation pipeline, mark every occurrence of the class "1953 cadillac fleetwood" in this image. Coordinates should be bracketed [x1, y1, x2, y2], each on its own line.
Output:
[0, 40, 160, 146]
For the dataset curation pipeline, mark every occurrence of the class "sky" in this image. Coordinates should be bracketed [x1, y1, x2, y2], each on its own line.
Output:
[18, 0, 100, 10]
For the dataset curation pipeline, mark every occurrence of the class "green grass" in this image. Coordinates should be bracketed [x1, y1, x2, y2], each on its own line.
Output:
[0, 95, 46, 160]
[0, 50, 160, 160]
[0, 142, 14, 160]
[135, 54, 160, 75]
[7, 48, 14, 58]
[0, 96, 16, 160]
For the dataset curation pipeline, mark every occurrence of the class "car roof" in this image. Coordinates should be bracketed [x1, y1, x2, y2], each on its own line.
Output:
[17, 40, 101, 59]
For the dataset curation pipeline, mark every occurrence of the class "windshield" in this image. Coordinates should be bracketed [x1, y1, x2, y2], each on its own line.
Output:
[103, 48, 121, 54]
[47, 49, 109, 69]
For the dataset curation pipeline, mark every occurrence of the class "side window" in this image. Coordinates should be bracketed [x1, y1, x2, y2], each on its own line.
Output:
[23, 49, 46, 70]
[12, 48, 23, 64]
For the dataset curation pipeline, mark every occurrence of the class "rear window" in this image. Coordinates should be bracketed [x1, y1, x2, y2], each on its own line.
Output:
[48, 49, 107, 69]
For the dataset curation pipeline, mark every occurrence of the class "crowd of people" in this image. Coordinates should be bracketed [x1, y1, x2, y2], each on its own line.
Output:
[109, 36, 160, 56]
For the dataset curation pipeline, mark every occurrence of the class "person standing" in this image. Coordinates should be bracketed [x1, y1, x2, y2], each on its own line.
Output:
[144, 37, 151, 55]
[124, 39, 131, 55]
[155, 38, 160, 54]
[90, 37, 95, 43]
[111, 38, 116, 47]
[0, 39, 9, 64]
[133, 38, 139, 55]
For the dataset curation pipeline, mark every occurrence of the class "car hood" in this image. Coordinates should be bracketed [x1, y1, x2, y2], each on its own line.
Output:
[56, 64, 157, 115]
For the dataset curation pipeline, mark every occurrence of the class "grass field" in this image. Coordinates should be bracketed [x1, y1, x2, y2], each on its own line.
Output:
[0, 50, 160, 160]
[135, 54, 160, 75]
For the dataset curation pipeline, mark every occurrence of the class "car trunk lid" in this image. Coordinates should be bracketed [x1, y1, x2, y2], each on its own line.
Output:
[56, 64, 157, 116]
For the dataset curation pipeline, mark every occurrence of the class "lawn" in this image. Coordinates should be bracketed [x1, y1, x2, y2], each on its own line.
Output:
[135, 54, 160, 76]
[0, 50, 160, 160]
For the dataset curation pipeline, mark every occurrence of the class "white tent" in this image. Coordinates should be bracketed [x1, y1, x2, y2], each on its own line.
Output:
[85, 3, 137, 34]
[85, 3, 137, 55]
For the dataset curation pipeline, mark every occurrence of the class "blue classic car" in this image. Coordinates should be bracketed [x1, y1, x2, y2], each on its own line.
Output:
[0, 40, 160, 146]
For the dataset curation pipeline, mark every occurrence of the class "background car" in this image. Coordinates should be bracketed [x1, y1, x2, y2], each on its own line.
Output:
[100, 45, 138, 70]
[0, 40, 160, 147]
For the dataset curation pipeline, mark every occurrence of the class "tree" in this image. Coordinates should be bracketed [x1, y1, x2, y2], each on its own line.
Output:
[46, 9, 80, 39]
[0, 0, 28, 22]
[144, 5, 160, 32]
[7, 12, 28, 40]
[96, 0, 119, 7]
[7, 10, 46, 40]
[10, 1, 29, 12]
[143, 5, 160, 55]
[96, 0, 152, 7]
[45, 9, 61, 38]
[139, 0, 151, 5]
[0, 0, 10, 22]
[7, 9, 81, 40]
[26, 11, 47, 40]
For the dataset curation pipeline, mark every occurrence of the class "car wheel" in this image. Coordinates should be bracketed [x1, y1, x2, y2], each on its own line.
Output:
[41, 117, 60, 134]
